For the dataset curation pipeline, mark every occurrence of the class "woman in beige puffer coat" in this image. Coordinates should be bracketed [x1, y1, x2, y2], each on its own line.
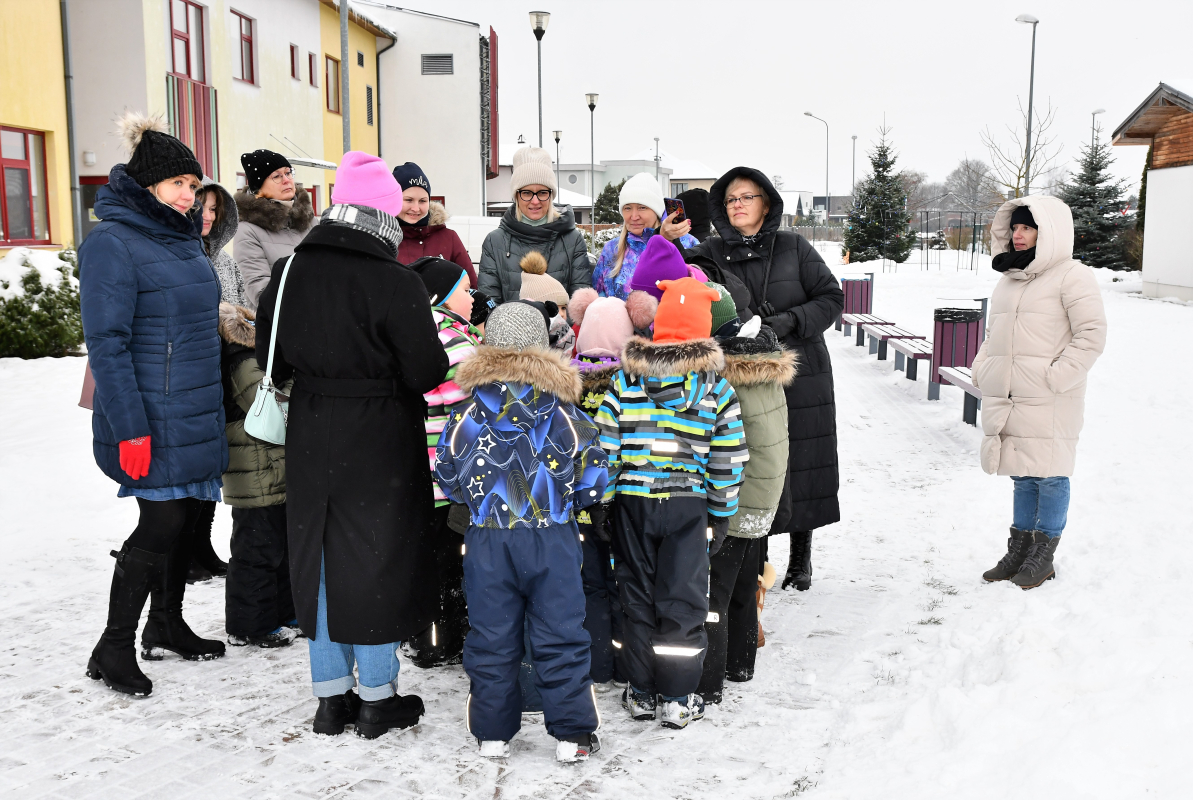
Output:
[970, 195, 1106, 589]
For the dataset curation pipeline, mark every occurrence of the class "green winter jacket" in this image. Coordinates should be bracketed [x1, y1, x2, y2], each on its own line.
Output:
[476, 205, 593, 303]
[718, 329, 796, 538]
[218, 303, 287, 507]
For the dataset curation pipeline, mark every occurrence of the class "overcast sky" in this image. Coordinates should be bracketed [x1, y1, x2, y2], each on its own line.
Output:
[391, 0, 1190, 196]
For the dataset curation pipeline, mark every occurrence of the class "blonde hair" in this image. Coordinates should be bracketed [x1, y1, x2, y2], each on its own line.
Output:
[609, 206, 662, 278]
[515, 189, 561, 224]
[725, 177, 771, 218]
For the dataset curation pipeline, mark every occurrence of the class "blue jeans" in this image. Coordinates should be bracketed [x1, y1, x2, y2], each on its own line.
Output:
[307, 559, 400, 701]
[1012, 477, 1070, 539]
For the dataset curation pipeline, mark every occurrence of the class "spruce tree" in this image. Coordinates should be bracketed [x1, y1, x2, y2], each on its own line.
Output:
[843, 129, 914, 263]
[1057, 137, 1129, 269]
[594, 179, 626, 224]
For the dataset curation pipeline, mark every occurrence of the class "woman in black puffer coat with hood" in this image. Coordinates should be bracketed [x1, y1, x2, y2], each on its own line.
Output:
[686, 168, 844, 591]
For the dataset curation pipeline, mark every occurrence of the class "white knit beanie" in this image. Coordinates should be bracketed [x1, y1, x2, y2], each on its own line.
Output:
[510, 146, 558, 198]
[619, 172, 665, 219]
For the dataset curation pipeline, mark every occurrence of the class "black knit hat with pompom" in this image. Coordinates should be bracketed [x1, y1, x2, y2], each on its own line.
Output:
[119, 111, 203, 188]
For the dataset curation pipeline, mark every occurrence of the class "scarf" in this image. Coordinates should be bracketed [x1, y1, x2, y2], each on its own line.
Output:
[992, 246, 1036, 273]
[319, 204, 404, 256]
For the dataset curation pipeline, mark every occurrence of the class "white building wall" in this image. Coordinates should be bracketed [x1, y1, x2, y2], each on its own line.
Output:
[1141, 165, 1193, 301]
[368, 7, 483, 215]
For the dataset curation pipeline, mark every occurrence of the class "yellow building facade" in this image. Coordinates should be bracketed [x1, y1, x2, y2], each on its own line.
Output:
[0, 0, 73, 253]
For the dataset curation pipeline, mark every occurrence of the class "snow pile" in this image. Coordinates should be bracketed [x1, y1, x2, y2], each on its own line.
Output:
[0, 246, 77, 301]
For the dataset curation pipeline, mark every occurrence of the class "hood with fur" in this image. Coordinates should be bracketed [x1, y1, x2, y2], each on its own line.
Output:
[717, 325, 798, 387]
[234, 186, 314, 233]
[573, 357, 620, 411]
[400, 201, 449, 238]
[454, 345, 582, 405]
[217, 302, 255, 347]
[621, 337, 725, 413]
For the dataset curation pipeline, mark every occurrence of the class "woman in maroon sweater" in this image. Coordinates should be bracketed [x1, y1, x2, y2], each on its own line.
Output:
[392, 161, 476, 287]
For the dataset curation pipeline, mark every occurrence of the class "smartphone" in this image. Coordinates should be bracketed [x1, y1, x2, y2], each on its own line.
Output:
[664, 197, 686, 224]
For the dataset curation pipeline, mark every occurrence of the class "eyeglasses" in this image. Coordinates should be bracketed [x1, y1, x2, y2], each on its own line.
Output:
[269, 169, 294, 184]
[517, 189, 552, 202]
[724, 193, 764, 208]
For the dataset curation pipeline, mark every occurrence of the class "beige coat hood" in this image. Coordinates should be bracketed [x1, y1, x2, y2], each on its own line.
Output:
[971, 195, 1107, 478]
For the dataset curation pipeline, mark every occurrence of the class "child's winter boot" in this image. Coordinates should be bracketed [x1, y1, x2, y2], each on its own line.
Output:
[478, 740, 511, 758]
[622, 686, 657, 721]
[658, 693, 706, 729]
[556, 732, 601, 763]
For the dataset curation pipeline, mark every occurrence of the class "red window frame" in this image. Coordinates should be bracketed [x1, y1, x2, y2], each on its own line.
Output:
[232, 10, 255, 84]
[325, 56, 341, 114]
[0, 126, 52, 246]
[290, 44, 300, 80]
[308, 52, 318, 87]
[306, 185, 319, 213]
[169, 0, 205, 83]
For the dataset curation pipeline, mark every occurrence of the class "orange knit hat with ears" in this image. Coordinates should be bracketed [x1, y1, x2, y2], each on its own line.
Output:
[651, 277, 721, 344]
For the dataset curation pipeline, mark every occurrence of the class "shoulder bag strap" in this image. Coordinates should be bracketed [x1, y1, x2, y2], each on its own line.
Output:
[262, 254, 296, 387]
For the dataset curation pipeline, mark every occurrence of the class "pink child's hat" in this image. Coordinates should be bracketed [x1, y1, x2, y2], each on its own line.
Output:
[331, 151, 403, 217]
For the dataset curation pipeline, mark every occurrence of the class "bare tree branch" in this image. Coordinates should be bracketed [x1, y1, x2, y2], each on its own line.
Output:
[981, 98, 1064, 198]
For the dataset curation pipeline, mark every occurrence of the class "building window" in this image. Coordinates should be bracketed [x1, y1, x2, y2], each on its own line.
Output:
[232, 10, 254, 83]
[1, 127, 51, 245]
[357, 51, 364, 67]
[308, 53, 318, 87]
[170, 0, 205, 82]
[671, 182, 688, 194]
[307, 185, 319, 212]
[290, 44, 300, 80]
[325, 56, 341, 113]
[366, 86, 374, 125]
[421, 54, 453, 75]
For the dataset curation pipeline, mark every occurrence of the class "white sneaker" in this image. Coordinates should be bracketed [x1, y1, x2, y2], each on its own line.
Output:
[658, 694, 705, 729]
[478, 740, 510, 758]
[555, 732, 600, 763]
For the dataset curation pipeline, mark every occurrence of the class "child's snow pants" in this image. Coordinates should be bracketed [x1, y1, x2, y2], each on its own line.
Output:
[226, 504, 294, 639]
[462, 522, 598, 742]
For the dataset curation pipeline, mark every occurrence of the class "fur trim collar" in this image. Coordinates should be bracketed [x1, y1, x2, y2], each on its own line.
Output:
[720, 349, 797, 387]
[427, 201, 448, 227]
[218, 302, 256, 347]
[579, 362, 620, 393]
[234, 187, 314, 233]
[621, 337, 724, 378]
[454, 346, 582, 404]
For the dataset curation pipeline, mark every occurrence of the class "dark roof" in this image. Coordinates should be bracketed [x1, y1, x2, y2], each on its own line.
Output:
[1112, 82, 1193, 145]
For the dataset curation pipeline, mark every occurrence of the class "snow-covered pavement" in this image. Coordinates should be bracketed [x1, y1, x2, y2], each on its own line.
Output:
[1, 265, 1188, 799]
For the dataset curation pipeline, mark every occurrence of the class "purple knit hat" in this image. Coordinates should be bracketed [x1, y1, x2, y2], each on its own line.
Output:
[628, 235, 689, 300]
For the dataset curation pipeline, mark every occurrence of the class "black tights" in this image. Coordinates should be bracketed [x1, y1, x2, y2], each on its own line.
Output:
[127, 498, 205, 555]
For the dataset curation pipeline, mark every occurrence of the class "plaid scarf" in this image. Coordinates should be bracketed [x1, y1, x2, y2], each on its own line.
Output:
[320, 203, 404, 256]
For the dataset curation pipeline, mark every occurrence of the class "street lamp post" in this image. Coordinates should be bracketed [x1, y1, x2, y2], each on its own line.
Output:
[851, 134, 857, 195]
[587, 93, 599, 238]
[654, 137, 660, 180]
[1091, 108, 1106, 149]
[1015, 14, 1039, 195]
[553, 129, 562, 194]
[529, 11, 550, 147]
[805, 112, 829, 223]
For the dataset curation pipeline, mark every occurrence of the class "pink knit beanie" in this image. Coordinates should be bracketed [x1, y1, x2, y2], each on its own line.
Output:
[331, 151, 402, 217]
[571, 290, 634, 358]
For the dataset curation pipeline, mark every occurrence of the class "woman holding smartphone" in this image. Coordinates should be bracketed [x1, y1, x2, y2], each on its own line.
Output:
[592, 173, 697, 300]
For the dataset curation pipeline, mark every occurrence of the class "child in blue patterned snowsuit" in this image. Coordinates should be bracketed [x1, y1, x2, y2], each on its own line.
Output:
[434, 300, 609, 762]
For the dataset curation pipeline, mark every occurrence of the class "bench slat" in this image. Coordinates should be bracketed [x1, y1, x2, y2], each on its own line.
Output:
[938, 366, 981, 397]
[888, 338, 933, 357]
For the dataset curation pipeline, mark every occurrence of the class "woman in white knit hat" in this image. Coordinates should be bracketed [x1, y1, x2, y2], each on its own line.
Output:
[592, 172, 696, 300]
[477, 146, 593, 303]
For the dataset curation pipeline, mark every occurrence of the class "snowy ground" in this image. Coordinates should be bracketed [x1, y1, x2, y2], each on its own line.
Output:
[1, 264, 1189, 799]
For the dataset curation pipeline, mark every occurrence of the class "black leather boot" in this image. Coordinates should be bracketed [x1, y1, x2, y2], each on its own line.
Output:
[983, 527, 1034, 582]
[189, 500, 227, 578]
[313, 690, 362, 735]
[1011, 532, 1061, 590]
[781, 531, 813, 591]
[355, 694, 425, 739]
[141, 529, 226, 661]
[87, 543, 164, 696]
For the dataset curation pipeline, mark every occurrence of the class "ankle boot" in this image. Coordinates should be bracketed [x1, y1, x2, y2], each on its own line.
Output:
[781, 531, 813, 591]
[1011, 532, 1061, 590]
[190, 500, 227, 577]
[87, 543, 164, 696]
[355, 694, 425, 739]
[313, 690, 362, 735]
[983, 527, 1034, 582]
[141, 532, 226, 661]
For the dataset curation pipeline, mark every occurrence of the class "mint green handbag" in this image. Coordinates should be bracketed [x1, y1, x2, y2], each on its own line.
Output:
[244, 254, 294, 445]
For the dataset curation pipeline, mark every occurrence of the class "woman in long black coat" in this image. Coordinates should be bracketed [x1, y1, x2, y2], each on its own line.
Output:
[255, 152, 449, 738]
[687, 167, 844, 592]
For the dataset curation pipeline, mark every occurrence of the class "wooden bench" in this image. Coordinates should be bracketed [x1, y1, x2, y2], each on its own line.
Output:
[888, 337, 934, 380]
[860, 324, 925, 360]
[938, 366, 982, 426]
[841, 313, 893, 347]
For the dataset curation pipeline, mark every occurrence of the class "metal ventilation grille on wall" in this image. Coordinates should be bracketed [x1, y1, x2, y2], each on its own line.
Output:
[421, 54, 453, 75]
[366, 86, 374, 125]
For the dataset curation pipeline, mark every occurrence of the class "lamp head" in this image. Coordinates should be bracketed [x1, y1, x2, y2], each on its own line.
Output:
[553, 130, 562, 143]
[1092, 108, 1106, 115]
[1015, 14, 1039, 24]
[803, 111, 813, 117]
[586, 92, 598, 111]
[529, 11, 550, 39]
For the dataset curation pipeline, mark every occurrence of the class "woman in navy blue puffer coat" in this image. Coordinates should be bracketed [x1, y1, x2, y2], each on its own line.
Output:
[79, 112, 229, 698]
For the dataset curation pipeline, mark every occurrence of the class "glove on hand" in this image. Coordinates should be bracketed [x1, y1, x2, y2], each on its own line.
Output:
[446, 503, 471, 535]
[763, 313, 794, 339]
[580, 500, 614, 544]
[119, 436, 152, 481]
[708, 515, 730, 556]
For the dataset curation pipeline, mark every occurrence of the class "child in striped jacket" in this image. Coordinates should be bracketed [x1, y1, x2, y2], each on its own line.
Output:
[593, 277, 748, 730]
[408, 257, 482, 668]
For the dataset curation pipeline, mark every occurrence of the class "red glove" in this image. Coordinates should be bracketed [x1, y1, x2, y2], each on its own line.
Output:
[119, 436, 152, 481]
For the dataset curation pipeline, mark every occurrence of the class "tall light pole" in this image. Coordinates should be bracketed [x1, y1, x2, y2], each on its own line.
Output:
[587, 93, 598, 237]
[851, 134, 857, 195]
[1016, 14, 1039, 195]
[1091, 108, 1106, 149]
[805, 112, 829, 222]
[340, 0, 351, 153]
[529, 11, 550, 147]
[654, 136, 660, 180]
[553, 129, 562, 193]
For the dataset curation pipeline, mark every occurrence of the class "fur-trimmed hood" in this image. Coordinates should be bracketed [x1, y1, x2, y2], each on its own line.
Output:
[201, 177, 238, 253]
[574, 358, 620, 410]
[400, 201, 449, 238]
[454, 345, 582, 405]
[234, 186, 314, 233]
[621, 337, 724, 379]
[218, 302, 255, 347]
[717, 325, 798, 387]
